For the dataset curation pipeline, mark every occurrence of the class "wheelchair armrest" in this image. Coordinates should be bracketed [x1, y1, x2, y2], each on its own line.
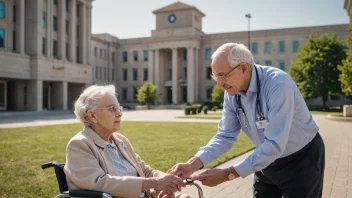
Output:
[63, 190, 112, 198]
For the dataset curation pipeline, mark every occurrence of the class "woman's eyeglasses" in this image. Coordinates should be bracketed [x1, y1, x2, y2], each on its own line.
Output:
[97, 105, 123, 114]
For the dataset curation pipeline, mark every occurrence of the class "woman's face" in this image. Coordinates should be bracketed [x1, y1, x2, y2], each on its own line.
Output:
[90, 94, 123, 133]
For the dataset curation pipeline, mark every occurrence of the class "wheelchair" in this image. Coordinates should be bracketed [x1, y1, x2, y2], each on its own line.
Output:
[42, 162, 204, 198]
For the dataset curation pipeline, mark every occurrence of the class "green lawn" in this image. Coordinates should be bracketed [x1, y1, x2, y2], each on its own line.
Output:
[0, 122, 254, 198]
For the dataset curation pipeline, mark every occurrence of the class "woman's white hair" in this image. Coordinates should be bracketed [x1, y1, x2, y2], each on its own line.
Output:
[211, 43, 255, 69]
[74, 84, 116, 126]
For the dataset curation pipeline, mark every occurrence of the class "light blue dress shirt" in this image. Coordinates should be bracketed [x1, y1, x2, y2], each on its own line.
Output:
[195, 64, 319, 178]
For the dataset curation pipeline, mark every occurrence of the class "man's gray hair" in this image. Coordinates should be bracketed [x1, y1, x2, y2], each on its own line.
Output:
[74, 84, 116, 126]
[211, 43, 255, 69]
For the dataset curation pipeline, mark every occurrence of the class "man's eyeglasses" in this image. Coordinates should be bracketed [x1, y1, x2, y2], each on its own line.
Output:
[211, 64, 241, 82]
[97, 105, 123, 114]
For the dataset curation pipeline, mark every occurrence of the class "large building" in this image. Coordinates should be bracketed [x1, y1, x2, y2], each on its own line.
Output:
[345, 0, 352, 22]
[0, 0, 92, 111]
[0, 1, 350, 111]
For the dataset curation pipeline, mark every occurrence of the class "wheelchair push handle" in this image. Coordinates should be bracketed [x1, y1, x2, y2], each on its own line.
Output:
[184, 178, 204, 198]
[41, 162, 55, 169]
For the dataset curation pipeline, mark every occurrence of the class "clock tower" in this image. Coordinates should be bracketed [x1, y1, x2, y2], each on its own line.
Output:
[151, 2, 205, 38]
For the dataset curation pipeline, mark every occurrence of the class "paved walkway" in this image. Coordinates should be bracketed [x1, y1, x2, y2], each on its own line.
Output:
[1, 110, 351, 198]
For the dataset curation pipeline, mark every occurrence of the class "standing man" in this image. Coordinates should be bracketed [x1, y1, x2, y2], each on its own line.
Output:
[168, 43, 325, 198]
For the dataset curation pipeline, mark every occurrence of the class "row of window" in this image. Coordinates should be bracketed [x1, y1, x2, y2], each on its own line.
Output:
[251, 41, 299, 54]
[119, 87, 139, 101]
[42, 13, 79, 38]
[95, 67, 115, 81]
[42, 37, 81, 63]
[122, 51, 149, 62]
[94, 47, 116, 62]
[122, 68, 148, 81]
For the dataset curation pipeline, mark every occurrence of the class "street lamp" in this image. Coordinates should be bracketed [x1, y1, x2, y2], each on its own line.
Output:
[245, 13, 251, 50]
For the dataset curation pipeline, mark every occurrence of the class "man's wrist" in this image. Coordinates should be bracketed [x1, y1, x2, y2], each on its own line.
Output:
[227, 166, 240, 178]
[187, 157, 204, 171]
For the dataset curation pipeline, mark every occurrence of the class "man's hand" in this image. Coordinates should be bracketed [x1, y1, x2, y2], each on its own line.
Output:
[157, 191, 175, 198]
[168, 157, 203, 179]
[191, 168, 229, 187]
[167, 163, 195, 179]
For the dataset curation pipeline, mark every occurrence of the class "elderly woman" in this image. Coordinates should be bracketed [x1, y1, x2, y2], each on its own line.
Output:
[64, 84, 193, 198]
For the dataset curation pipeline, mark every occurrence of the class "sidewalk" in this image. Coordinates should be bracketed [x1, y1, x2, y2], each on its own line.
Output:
[0, 110, 351, 197]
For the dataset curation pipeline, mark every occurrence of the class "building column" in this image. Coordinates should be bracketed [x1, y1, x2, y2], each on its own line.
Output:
[148, 50, 154, 83]
[172, 48, 179, 104]
[87, 4, 92, 65]
[79, 4, 87, 64]
[154, 50, 160, 93]
[195, 48, 199, 102]
[187, 47, 195, 103]
[58, 0, 65, 60]
[68, 0, 76, 62]
[28, 80, 43, 111]
[52, 82, 68, 110]
[15, 0, 25, 54]
[46, 0, 52, 57]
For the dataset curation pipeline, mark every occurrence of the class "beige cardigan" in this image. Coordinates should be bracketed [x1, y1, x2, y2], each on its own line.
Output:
[64, 126, 166, 198]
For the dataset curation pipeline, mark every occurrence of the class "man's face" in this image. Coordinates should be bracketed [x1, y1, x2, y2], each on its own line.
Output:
[211, 56, 245, 96]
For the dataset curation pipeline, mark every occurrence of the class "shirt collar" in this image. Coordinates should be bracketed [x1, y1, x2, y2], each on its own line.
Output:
[247, 64, 260, 93]
[83, 126, 123, 149]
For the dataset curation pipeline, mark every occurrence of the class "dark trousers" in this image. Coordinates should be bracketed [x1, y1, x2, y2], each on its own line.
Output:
[253, 133, 325, 198]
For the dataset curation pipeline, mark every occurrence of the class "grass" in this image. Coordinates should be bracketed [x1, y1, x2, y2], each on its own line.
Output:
[0, 122, 254, 198]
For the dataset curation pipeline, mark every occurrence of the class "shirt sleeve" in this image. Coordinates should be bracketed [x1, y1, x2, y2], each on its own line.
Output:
[195, 93, 242, 167]
[234, 83, 295, 178]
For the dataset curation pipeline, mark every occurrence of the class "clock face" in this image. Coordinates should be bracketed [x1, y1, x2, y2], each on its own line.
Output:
[168, 14, 176, 23]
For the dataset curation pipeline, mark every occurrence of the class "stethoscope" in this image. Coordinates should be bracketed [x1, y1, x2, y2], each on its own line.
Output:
[235, 67, 265, 128]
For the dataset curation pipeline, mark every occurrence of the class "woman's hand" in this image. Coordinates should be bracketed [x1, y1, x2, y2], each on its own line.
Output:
[142, 174, 185, 196]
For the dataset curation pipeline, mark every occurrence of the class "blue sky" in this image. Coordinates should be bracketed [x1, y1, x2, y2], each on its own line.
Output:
[92, 0, 349, 39]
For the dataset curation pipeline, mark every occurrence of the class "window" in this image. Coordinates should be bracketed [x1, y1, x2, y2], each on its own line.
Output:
[206, 88, 212, 100]
[123, 51, 128, 62]
[279, 41, 285, 53]
[76, 46, 79, 63]
[279, 62, 285, 71]
[133, 87, 138, 100]
[169, 68, 172, 80]
[12, 31, 15, 52]
[205, 48, 211, 59]
[251, 43, 258, 54]
[264, 42, 271, 54]
[112, 69, 115, 81]
[53, 0, 57, 5]
[53, 40, 57, 57]
[133, 51, 138, 61]
[42, 37, 46, 55]
[42, 12, 47, 28]
[94, 47, 97, 57]
[66, 0, 69, 11]
[184, 67, 187, 80]
[122, 88, 127, 100]
[13, 6, 16, 22]
[53, 16, 57, 31]
[95, 67, 98, 79]
[133, 69, 138, 81]
[66, 43, 69, 59]
[104, 50, 106, 60]
[143, 50, 148, 61]
[143, 68, 148, 81]
[265, 61, 272, 66]
[112, 52, 115, 62]
[66, 20, 69, 35]
[100, 48, 102, 59]
[100, 67, 102, 79]
[76, 5, 79, 17]
[183, 50, 187, 60]
[0, 2, 5, 19]
[123, 69, 128, 81]
[0, 29, 4, 48]
[293, 40, 299, 52]
[104, 68, 107, 80]
[206, 67, 212, 80]
[76, 25, 79, 38]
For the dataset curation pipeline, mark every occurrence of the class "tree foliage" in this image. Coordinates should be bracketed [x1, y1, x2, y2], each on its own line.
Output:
[212, 84, 225, 104]
[338, 24, 352, 96]
[136, 82, 159, 107]
[290, 33, 347, 110]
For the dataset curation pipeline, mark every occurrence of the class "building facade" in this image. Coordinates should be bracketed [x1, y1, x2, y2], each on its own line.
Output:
[345, 0, 352, 23]
[92, 2, 350, 108]
[0, 1, 350, 111]
[0, 0, 92, 111]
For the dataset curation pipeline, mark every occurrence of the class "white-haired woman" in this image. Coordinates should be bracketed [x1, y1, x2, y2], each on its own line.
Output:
[64, 84, 192, 198]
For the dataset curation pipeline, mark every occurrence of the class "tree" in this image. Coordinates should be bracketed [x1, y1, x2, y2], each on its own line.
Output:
[136, 82, 159, 108]
[212, 84, 225, 104]
[290, 33, 347, 110]
[338, 24, 352, 97]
